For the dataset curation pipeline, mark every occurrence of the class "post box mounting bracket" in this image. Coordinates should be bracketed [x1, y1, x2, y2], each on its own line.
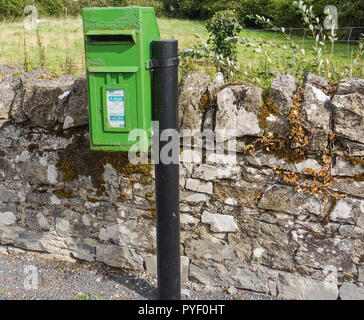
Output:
[147, 57, 179, 70]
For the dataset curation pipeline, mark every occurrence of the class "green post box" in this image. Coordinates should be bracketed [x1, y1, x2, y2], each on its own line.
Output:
[82, 6, 160, 151]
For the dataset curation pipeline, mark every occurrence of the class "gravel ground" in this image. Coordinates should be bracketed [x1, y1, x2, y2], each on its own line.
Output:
[0, 246, 278, 300]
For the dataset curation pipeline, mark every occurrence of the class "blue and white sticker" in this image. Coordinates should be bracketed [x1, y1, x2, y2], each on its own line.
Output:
[106, 89, 125, 128]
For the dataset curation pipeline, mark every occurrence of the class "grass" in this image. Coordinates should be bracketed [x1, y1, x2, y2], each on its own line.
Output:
[0, 17, 85, 76]
[0, 16, 362, 83]
[0, 17, 209, 77]
[76, 293, 106, 300]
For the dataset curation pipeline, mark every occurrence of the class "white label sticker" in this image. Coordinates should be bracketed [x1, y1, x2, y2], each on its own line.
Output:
[106, 89, 125, 128]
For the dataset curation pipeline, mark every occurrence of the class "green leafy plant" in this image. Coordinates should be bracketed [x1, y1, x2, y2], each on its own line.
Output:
[206, 10, 242, 59]
[206, 10, 242, 80]
[350, 33, 364, 78]
[23, 29, 30, 72]
[179, 10, 242, 81]
[76, 293, 106, 300]
[292, 0, 338, 77]
[63, 34, 77, 75]
[239, 18, 309, 85]
[242, 0, 360, 80]
[36, 27, 46, 68]
[179, 55, 196, 79]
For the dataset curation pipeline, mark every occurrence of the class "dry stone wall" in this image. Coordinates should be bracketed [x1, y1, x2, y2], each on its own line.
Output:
[0, 65, 363, 300]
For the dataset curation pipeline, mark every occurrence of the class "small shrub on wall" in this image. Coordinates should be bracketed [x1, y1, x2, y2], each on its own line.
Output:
[180, 10, 242, 81]
[206, 10, 242, 60]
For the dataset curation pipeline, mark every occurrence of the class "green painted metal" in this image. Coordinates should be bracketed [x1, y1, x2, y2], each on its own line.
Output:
[82, 6, 160, 151]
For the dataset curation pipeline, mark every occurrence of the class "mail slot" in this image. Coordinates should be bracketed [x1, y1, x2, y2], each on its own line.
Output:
[82, 6, 160, 151]
[86, 34, 135, 43]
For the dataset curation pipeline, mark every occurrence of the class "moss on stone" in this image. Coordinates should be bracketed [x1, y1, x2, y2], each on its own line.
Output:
[199, 91, 211, 113]
[342, 155, 364, 182]
[213, 182, 262, 208]
[319, 195, 337, 226]
[56, 156, 78, 182]
[258, 98, 279, 130]
[250, 87, 308, 164]
[268, 142, 307, 164]
[146, 209, 156, 218]
[56, 134, 153, 196]
[249, 136, 307, 164]
[87, 197, 99, 203]
[310, 231, 331, 239]
[145, 191, 154, 198]
[26, 143, 39, 153]
[345, 155, 364, 167]
[117, 193, 132, 201]
[354, 173, 364, 182]
[54, 188, 73, 199]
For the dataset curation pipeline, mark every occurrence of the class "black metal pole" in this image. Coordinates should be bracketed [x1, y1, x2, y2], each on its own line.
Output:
[151, 40, 180, 300]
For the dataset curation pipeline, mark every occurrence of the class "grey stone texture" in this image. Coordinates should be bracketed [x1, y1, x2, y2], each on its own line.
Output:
[303, 72, 330, 90]
[331, 92, 364, 144]
[0, 77, 21, 128]
[0, 70, 363, 300]
[301, 83, 331, 150]
[215, 83, 263, 139]
[144, 255, 190, 283]
[270, 73, 298, 118]
[277, 273, 338, 300]
[178, 72, 211, 131]
[22, 75, 75, 128]
[339, 283, 364, 300]
[63, 74, 89, 130]
[201, 211, 239, 233]
[267, 73, 299, 137]
[336, 78, 364, 95]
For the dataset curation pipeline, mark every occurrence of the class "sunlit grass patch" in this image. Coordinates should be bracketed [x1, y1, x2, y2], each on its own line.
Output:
[0, 16, 362, 84]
